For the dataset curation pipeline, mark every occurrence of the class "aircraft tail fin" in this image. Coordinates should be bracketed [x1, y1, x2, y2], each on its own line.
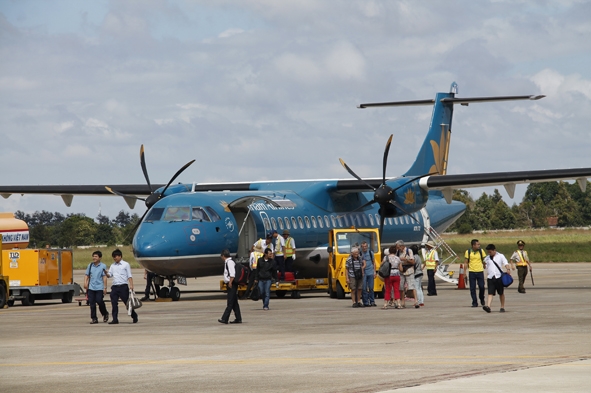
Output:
[358, 82, 544, 177]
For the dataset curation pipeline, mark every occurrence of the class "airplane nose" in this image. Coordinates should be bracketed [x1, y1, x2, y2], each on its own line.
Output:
[133, 234, 170, 258]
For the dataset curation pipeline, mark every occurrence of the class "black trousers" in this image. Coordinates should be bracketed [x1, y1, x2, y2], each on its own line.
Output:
[427, 269, 437, 295]
[276, 255, 285, 280]
[221, 283, 241, 322]
[144, 272, 160, 298]
[110, 284, 137, 322]
[88, 289, 108, 321]
[285, 256, 294, 273]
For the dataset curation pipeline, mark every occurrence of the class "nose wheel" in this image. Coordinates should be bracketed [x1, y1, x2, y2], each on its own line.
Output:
[157, 277, 181, 301]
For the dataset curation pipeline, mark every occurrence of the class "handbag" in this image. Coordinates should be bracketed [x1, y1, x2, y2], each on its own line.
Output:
[127, 290, 143, 315]
[402, 264, 414, 276]
[491, 258, 513, 288]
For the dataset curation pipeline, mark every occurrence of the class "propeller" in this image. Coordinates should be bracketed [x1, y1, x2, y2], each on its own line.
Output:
[339, 135, 432, 241]
[106, 145, 195, 240]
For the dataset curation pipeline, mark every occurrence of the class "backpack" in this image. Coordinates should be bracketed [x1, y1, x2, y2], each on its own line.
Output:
[234, 262, 250, 285]
[378, 257, 391, 279]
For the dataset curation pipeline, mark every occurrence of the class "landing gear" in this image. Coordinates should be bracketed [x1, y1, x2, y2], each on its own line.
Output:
[159, 287, 170, 298]
[169, 286, 181, 301]
[157, 276, 182, 301]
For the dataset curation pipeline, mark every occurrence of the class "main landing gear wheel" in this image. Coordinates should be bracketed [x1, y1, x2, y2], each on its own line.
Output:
[159, 287, 170, 298]
[169, 286, 181, 301]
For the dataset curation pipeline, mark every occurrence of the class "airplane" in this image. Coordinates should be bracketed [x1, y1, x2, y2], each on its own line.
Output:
[2, 82, 590, 300]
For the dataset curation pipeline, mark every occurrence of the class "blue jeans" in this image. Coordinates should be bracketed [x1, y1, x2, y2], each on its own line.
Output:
[414, 275, 424, 304]
[362, 274, 375, 305]
[469, 271, 485, 306]
[258, 280, 272, 309]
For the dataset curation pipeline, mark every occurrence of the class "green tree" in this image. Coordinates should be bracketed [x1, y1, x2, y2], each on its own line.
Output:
[57, 215, 97, 247]
[550, 182, 583, 227]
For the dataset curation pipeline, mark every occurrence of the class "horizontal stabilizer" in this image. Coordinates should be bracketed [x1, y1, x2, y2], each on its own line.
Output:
[358, 95, 544, 109]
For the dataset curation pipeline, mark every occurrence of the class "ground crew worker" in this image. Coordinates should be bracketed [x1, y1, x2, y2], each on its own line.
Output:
[424, 241, 439, 296]
[253, 233, 274, 254]
[510, 240, 533, 293]
[243, 246, 263, 299]
[272, 230, 286, 281]
[465, 239, 487, 307]
[283, 229, 297, 275]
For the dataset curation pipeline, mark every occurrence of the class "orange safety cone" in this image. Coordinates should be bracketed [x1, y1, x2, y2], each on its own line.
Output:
[457, 264, 467, 289]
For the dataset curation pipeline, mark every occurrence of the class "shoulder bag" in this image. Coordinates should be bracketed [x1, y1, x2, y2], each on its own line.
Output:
[490, 257, 513, 288]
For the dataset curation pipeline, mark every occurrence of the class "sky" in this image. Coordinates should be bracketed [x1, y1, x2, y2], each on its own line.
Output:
[1, 0, 590, 221]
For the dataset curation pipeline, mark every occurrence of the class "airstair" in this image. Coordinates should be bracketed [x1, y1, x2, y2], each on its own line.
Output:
[419, 208, 461, 284]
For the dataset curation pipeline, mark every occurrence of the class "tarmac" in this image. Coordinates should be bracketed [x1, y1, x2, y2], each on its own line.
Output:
[1, 263, 590, 393]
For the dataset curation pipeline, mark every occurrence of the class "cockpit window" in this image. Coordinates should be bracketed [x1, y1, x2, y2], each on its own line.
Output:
[163, 207, 191, 221]
[145, 207, 164, 222]
[192, 207, 211, 222]
[205, 206, 221, 222]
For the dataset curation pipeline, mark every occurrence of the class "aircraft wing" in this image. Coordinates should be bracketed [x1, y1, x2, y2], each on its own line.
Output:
[419, 167, 591, 203]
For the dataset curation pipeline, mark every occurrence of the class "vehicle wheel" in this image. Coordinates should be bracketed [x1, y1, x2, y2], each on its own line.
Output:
[7, 299, 14, 307]
[169, 287, 181, 301]
[336, 281, 345, 299]
[328, 273, 336, 299]
[22, 291, 35, 306]
[275, 290, 287, 298]
[62, 291, 73, 304]
[0, 284, 6, 308]
[290, 291, 301, 299]
[159, 287, 170, 298]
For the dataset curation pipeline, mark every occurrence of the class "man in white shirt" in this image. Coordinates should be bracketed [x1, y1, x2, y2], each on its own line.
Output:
[219, 249, 242, 324]
[482, 244, 512, 313]
[105, 249, 137, 324]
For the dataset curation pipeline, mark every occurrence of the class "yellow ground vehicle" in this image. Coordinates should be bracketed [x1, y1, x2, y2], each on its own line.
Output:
[327, 228, 384, 299]
[0, 240, 8, 308]
[1, 248, 81, 306]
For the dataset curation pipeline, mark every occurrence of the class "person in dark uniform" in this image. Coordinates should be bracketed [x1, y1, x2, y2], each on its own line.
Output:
[219, 249, 242, 324]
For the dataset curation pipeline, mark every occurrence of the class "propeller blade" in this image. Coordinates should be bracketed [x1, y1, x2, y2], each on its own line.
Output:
[378, 214, 385, 243]
[390, 200, 421, 224]
[104, 186, 146, 201]
[339, 158, 375, 190]
[124, 209, 149, 243]
[382, 134, 393, 184]
[160, 159, 196, 196]
[390, 172, 437, 193]
[140, 145, 153, 192]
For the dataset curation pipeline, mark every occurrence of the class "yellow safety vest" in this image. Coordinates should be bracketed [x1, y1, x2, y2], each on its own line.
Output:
[425, 250, 437, 270]
[274, 237, 284, 256]
[251, 252, 263, 269]
[516, 250, 529, 267]
[285, 237, 295, 258]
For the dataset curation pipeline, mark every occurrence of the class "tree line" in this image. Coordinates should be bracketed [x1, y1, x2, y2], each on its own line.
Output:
[14, 210, 140, 248]
[13, 181, 591, 246]
[448, 181, 591, 234]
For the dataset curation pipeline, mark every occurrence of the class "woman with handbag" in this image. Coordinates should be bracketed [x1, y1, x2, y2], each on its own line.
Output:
[397, 241, 419, 309]
[346, 247, 366, 308]
[382, 246, 402, 309]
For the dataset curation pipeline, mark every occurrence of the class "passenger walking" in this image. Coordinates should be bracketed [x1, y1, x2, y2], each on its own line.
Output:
[397, 240, 419, 309]
[424, 241, 439, 296]
[510, 240, 533, 294]
[382, 246, 401, 309]
[482, 244, 511, 313]
[105, 249, 137, 324]
[242, 246, 262, 299]
[219, 249, 242, 324]
[410, 245, 425, 307]
[254, 248, 278, 310]
[345, 247, 365, 308]
[84, 251, 109, 324]
[360, 241, 376, 307]
[465, 239, 486, 307]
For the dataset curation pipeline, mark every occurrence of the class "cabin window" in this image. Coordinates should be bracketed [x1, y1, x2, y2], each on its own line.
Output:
[368, 214, 375, 226]
[271, 217, 277, 230]
[343, 215, 350, 227]
[388, 217, 393, 225]
[145, 207, 164, 222]
[304, 216, 311, 229]
[324, 215, 330, 228]
[362, 214, 368, 226]
[311, 216, 318, 228]
[163, 207, 191, 222]
[331, 215, 337, 227]
[205, 206, 221, 222]
[374, 214, 380, 224]
[264, 218, 271, 231]
[192, 207, 211, 222]
[278, 217, 285, 230]
[394, 217, 399, 225]
[337, 216, 343, 228]
[298, 216, 304, 229]
[291, 217, 297, 229]
[404, 216, 409, 225]
[317, 216, 323, 228]
[285, 217, 291, 229]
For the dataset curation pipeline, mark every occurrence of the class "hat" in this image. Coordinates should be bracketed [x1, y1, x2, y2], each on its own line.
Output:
[485, 244, 496, 251]
[425, 241, 435, 248]
[266, 232, 273, 239]
[272, 230, 278, 234]
[282, 229, 290, 235]
[517, 240, 525, 246]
